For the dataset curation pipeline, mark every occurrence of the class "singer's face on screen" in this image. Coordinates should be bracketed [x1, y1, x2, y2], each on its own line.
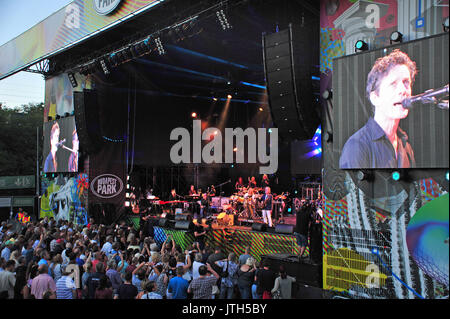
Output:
[370, 64, 412, 121]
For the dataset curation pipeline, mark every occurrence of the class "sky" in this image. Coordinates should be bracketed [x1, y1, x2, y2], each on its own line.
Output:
[0, 0, 73, 109]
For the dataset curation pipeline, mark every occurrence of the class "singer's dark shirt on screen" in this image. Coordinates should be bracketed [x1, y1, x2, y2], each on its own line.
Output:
[339, 117, 416, 169]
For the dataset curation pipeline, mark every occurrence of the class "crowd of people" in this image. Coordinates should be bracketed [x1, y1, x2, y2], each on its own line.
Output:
[0, 212, 308, 300]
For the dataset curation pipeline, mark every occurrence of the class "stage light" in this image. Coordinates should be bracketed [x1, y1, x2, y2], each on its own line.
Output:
[355, 40, 368, 52]
[444, 17, 450, 32]
[67, 73, 78, 88]
[233, 147, 237, 152]
[155, 37, 165, 55]
[191, 112, 197, 118]
[259, 107, 263, 112]
[322, 89, 332, 100]
[446, 171, 449, 181]
[125, 201, 130, 207]
[227, 94, 232, 99]
[216, 9, 231, 30]
[100, 59, 110, 75]
[357, 170, 372, 181]
[268, 128, 273, 133]
[392, 171, 401, 181]
[390, 31, 403, 44]
[213, 97, 218, 101]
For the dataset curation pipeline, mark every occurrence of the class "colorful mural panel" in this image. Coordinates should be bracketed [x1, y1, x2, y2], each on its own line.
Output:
[40, 173, 89, 226]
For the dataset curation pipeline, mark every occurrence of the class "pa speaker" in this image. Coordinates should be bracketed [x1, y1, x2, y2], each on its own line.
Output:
[73, 89, 104, 154]
[252, 223, 267, 232]
[275, 224, 294, 234]
[174, 220, 194, 230]
[262, 23, 320, 141]
[175, 214, 191, 221]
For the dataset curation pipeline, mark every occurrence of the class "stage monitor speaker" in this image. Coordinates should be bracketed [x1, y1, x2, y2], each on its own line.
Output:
[73, 89, 104, 154]
[252, 223, 267, 232]
[158, 218, 170, 228]
[275, 224, 294, 234]
[174, 220, 194, 230]
[175, 214, 191, 221]
[262, 23, 320, 141]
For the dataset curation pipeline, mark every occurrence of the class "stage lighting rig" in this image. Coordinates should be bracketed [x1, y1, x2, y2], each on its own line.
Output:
[216, 9, 231, 30]
[390, 31, 403, 44]
[155, 37, 165, 55]
[67, 72, 78, 88]
[355, 40, 368, 52]
[100, 59, 110, 75]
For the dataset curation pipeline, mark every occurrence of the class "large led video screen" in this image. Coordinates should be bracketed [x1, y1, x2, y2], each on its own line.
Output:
[42, 116, 79, 173]
[334, 33, 449, 169]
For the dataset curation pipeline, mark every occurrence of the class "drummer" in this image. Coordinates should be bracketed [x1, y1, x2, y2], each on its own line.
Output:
[248, 176, 257, 188]
[235, 177, 245, 191]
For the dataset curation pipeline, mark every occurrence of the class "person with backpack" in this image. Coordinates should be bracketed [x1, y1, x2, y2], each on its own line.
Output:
[215, 252, 239, 299]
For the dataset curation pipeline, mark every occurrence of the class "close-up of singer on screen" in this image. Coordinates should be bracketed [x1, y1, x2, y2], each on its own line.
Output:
[339, 49, 419, 169]
[43, 121, 60, 172]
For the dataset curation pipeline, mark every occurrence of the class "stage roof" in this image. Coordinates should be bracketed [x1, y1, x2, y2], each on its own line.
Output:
[0, 0, 167, 81]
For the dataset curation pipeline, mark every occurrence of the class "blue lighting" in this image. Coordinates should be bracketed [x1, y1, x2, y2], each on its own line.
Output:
[446, 171, 449, 181]
[268, 128, 273, 133]
[392, 171, 401, 181]
[312, 76, 320, 81]
[240, 81, 267, 90]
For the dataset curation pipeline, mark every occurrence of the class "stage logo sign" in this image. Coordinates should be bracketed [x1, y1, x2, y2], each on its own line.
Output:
[90, 174, 123, 199]
[93, 0, 122, 15]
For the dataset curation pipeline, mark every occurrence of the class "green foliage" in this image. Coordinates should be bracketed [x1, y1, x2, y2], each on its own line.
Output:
[0, 102, 44, 176]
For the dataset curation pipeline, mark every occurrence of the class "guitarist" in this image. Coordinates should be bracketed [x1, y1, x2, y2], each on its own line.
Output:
[261, 187, 273, 228]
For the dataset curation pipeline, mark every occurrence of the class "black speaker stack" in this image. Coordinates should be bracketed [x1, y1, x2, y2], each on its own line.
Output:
[73, 89, 104, 154]
[262, 23, 320, 141]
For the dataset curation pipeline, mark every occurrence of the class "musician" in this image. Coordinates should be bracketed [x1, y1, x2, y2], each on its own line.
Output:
[68, 129, 79, 172]
[44, 122, 60, 172]
[248, 176, 257, 188]
[198, 193, 209, 220]
[189, 185, 198, 196]
[235, 177, 245, 191]
[208, 185, 216, 197]
[261, 187, 273, 227]
[261, 174, 270, 188]
[169, 189, 182, 213]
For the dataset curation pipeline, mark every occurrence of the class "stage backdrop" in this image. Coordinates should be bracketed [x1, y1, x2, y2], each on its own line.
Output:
[320, 0, 449, 299]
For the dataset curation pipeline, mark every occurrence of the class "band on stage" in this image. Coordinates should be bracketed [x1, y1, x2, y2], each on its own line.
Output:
[127, 174, 302, 229]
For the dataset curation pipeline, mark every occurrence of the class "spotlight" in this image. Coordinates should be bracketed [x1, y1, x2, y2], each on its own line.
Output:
[233, 147, 237, 152]
[227, 94, 232, 99]
[444, 17, 449, 32]
[216, 9, 231, 30]
[67, 72, 78, 88]
[155, 37, 165, 55]
[191, 112, 197, 118]
[212, 97, 218, 101]
[100, 59, 110, 75]
[322, 89, 332, 100]
[259, 107, 263, 112]
[392, 171, 401, 181]
[390, 31, 403, 44]
[446, 171, 449, 181]
[355, 40, 368, 52]
[357, 170, 372, 181]
[125, 201, 130, 207]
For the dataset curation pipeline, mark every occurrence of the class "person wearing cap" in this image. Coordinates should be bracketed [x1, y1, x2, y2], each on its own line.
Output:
[1, 239, 14, 261]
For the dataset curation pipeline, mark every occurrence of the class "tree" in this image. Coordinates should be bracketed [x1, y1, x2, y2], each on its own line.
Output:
[0, 102, 44, 176]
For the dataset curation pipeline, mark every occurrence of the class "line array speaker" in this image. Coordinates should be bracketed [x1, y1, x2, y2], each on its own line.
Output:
[262, 23, 320, 141]
[73, 89, 104, 154]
